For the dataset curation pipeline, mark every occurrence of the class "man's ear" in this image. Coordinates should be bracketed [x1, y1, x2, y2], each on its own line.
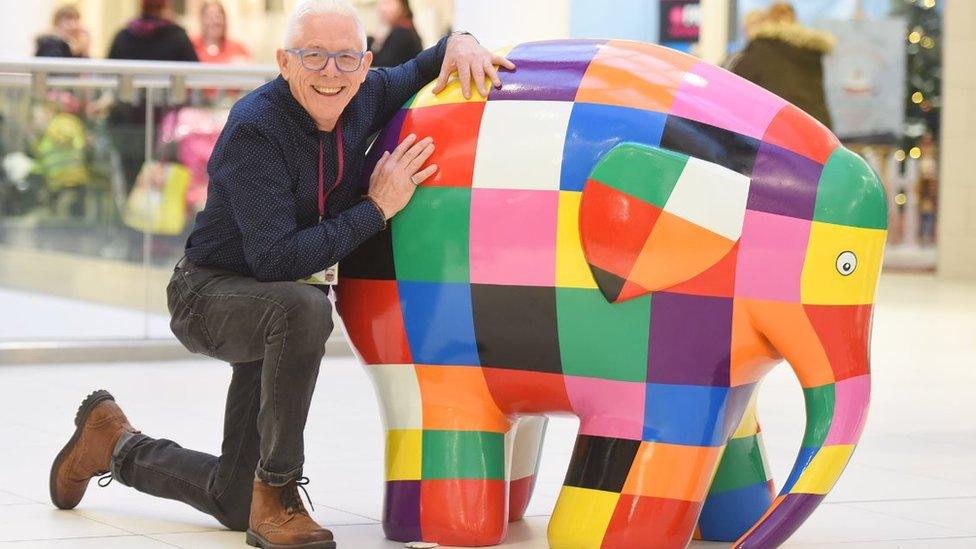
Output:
[276, 49, 290, 80]
[360, 50, 374, 77]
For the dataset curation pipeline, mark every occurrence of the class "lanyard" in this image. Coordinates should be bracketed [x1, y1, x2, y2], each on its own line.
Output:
[318, 119, 344, 222]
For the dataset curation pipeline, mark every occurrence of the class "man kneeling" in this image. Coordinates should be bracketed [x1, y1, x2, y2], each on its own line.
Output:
[49, 1, 512, 547]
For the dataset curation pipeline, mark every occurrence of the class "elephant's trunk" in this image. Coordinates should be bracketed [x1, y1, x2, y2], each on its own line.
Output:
[734, 303, 873, 548]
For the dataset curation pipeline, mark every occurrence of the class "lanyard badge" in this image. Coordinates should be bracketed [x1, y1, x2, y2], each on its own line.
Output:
[300, 120, 343, 286]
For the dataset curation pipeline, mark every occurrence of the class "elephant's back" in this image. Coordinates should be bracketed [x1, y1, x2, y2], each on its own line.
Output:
[337, 38, 843, 369]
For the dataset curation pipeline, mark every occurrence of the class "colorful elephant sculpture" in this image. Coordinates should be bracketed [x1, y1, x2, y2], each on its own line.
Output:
[336, 39, 887, 549]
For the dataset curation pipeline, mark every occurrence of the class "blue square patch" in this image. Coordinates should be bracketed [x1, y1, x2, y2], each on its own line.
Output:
[560, 102, 667, 191]
[398, 281, 480, 366]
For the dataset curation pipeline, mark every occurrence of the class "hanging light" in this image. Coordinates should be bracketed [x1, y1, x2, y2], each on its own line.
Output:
[895, 193, 908, 206]
[895, 150, 907, 161]
[908, 31, 922, 43]
[922, 0, 936, 8]
[912, 91, 925, 103]
[909, 147, 922, 159]
[921, 36, 935, 49]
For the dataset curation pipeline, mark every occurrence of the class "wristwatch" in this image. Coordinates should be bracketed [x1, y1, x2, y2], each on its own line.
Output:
[449, 30, 478, 43]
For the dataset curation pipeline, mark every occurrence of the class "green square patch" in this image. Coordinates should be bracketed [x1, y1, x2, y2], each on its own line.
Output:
[556, 287, 651, 382]
[801, 384, 836, 448]
[589, 142, 687, 209]
[392, 186, 470, 282]
[422, 430, 505, 480]
[813, 147, 887, 229]
[708, 435, 769, 494]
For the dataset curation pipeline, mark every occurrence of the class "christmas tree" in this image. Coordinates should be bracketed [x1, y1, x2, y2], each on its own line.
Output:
[889, 0, 941, 154]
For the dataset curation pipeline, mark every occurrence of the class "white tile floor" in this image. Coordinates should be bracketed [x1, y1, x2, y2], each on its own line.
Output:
[1, 272, 974, 548]
[0, 288, 172, 341]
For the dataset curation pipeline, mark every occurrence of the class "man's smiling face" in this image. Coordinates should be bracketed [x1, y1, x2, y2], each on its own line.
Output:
[277, 12, 373, 131]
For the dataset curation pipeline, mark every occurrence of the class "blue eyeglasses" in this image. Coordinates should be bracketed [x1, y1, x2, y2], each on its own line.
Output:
[285, 48, 366, 72]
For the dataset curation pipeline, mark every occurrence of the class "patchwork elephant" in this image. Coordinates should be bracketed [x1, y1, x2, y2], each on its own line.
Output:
[335, 39, 887, 549]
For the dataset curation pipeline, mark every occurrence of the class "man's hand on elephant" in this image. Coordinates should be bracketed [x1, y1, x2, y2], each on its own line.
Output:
[433, 33, 516, 99]
[367, 134, 438, 220]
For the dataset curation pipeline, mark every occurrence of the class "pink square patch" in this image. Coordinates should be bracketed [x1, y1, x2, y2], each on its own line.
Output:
[565, 375, 645, 440]
[825, 374, 871, 445]
[669, 63, 787, 140]
[735, 210, 811, 302]
[470, 189, 558, 286]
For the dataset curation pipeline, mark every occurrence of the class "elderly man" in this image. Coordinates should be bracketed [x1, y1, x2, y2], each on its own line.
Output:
[49, 1, 512, 548]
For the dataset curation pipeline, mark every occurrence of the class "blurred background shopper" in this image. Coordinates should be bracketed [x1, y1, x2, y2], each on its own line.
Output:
[191, 0, 252, 64]
[35, 4, 89, 58]
[729, 1, 835, 128]
[107, 0, 198, 62]
[369, 0, 423, 67]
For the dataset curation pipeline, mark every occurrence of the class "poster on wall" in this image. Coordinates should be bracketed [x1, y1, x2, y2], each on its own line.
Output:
[659, 0, 700, 44]
[816, 18, 907, 142]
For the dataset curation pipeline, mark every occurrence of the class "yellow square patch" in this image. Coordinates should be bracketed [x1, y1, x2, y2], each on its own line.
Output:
[556, 191, 598, 289]
[790, 444, 855, 495]
[548, 486, 619, 548]
[801, 222, 886, 305]
[385, 429, 422, 481]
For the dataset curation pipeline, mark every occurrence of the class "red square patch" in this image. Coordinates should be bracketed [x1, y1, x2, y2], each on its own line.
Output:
[401, 102, 486, 188]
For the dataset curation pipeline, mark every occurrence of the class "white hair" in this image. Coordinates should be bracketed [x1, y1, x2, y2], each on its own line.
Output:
[284, 0, 367, 49]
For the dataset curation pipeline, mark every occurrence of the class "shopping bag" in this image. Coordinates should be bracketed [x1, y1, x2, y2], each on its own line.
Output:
[122, 161, 191, 235]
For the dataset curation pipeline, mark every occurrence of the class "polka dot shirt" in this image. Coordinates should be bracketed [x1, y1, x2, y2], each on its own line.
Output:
[185, 37, 448, 282]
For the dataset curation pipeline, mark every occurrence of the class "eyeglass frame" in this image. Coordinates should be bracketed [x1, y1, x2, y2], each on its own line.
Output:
[284, 48, 367, 72]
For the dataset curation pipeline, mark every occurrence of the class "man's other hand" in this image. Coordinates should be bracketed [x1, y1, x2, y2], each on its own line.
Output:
[367, 134, 437, 220]
[433, 34, 516, 99]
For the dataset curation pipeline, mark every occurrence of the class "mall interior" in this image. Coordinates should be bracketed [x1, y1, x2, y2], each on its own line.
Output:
[0, 0, 974, 548]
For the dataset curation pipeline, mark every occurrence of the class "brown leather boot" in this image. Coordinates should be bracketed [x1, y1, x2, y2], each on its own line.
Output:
[246, 477, 336, 549]
[50, 390, 138, 509]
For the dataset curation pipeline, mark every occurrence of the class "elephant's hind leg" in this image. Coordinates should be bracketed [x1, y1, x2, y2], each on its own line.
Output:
[548, 433, 722, 549]
[379, 364, 513, 546]
[696, 402, 774, 542]
[508, 415, 548, 522]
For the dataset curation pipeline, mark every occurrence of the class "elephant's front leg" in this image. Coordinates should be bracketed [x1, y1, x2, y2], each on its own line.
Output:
[548, 432, 723, 549]
[696, 396, 775, 542]
[548, 379, 754, 549]
[369, 364, 513, 546]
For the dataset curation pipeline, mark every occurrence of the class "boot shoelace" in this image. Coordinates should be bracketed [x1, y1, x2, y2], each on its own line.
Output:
[97, 472, 113, 487]
[280, 477, 315, 515]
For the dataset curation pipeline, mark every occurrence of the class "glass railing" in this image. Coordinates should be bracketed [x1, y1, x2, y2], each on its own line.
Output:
[0, 58, 277, 344]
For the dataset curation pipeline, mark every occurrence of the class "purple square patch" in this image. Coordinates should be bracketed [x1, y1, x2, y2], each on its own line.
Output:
[382, 480, 421, 541]
[647, 292, 734, 386]
[747, 141, 824, 220]
[491, 40, 605, 102]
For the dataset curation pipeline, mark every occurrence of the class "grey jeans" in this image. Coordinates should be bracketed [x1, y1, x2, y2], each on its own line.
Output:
[110, 258, 333, 530]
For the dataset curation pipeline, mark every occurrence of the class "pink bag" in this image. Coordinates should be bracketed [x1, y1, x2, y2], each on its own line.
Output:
[158, 107, 227, 211]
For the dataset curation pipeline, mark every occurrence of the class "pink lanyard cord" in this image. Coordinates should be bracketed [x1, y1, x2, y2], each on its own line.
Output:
[317, 120, 344, 222]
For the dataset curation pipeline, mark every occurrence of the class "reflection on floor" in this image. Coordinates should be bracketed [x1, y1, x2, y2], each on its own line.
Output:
[0, 273, 974, 548]
[0, 288, 172, 341]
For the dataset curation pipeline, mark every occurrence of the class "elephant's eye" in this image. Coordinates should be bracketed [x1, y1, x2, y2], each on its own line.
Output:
[836, 251, 857, 276]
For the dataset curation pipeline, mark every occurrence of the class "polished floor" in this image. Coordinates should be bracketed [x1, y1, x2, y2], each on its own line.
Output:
[1, 273, 974, 548]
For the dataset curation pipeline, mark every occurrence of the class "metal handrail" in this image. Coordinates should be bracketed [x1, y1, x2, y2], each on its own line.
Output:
[0, 57, 281, 102]
[0, 57, 278, 79]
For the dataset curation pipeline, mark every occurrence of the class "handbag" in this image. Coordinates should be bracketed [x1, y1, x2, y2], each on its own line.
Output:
[122, 161, 191, 235]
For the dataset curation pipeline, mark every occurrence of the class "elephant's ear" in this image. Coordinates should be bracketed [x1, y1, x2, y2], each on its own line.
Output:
[580, 143, 750, 303]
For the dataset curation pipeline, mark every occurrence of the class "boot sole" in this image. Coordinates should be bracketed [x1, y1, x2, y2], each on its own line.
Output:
[49, 389, 116, 509]
[246, 530, 336, 549]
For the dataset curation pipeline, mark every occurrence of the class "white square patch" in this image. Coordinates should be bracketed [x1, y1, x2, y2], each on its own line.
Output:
[472, 100, 573, 191]
[664, 157, 750, 241]
[365, 364, 422, 430]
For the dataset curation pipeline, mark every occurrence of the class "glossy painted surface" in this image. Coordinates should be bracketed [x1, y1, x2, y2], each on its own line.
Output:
[336, 39, 887, 549]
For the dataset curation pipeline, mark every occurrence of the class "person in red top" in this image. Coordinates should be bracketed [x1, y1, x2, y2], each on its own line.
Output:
[191, 0, 251, 64]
